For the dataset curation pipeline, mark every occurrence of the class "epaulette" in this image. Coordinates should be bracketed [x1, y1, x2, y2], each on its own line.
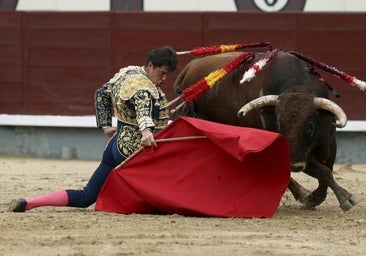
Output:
[119, 74, 159, 101]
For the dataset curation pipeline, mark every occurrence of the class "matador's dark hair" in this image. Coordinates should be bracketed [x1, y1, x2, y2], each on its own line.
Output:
[145, 46, 178, 72]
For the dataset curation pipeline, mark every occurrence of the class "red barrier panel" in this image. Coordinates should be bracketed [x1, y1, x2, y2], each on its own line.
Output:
[0, 12, 365, 119]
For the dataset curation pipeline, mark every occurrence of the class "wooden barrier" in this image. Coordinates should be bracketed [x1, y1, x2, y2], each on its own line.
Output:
[1, 11, 366, 119]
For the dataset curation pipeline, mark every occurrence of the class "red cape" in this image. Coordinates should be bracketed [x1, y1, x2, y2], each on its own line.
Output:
[95, 117, 290, 218]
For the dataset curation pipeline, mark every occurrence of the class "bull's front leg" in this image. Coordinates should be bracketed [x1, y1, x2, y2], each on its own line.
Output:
[304, 157, 359, 211]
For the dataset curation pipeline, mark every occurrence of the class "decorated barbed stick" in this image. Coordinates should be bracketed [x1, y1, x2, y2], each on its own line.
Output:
[289, 51, 366, 91]
[177, 42, 272, 56]
[170, 52, 254, 113]
[240, 49, 279, 84]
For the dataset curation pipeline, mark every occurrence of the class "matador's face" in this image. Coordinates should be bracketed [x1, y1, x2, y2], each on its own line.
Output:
[145, 62, 171, 86]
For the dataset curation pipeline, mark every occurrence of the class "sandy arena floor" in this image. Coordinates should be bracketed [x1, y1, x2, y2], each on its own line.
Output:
[0, 156, 365, 256]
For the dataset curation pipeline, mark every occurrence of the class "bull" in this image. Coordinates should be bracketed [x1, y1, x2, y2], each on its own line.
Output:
[172, 50, 359, 211]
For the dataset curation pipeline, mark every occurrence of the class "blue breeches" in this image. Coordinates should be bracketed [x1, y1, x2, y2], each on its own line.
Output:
[66, 134, 125, 208]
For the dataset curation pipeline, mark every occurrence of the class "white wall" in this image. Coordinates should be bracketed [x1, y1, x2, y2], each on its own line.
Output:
[16, 0, 110, 11]
[15, 0, 366, 12]
[304, 0, 366, 12]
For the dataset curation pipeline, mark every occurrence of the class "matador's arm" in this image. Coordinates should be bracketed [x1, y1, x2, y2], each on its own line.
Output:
[94, 83, 113, 128]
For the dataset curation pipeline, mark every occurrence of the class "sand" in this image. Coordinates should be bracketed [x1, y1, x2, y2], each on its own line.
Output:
[0, 156, 365, 256]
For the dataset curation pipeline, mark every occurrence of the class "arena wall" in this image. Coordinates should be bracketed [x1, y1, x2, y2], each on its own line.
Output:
[1, 11, 366, 118]
[0, 11, 365, 162]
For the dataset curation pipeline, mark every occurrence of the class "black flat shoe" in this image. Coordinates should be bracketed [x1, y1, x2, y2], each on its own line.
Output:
[8, 198, 27, 212]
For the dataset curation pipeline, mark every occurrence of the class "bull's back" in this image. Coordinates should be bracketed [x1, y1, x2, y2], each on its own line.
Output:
[174, 52, 244, 90]
[173, 51, 264, 126]
[173, 50, 328, 127]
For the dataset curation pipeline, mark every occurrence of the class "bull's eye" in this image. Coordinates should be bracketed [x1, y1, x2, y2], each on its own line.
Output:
[305, 121, 316, 137]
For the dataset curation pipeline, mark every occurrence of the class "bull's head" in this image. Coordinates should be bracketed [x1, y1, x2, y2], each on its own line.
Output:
[237, 94, 347, 171]
[237, 95, 347, 128]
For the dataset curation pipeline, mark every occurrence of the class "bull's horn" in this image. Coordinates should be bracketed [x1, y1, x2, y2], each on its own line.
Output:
[237, 95, 279, 117]
[313, 97, 347, 128]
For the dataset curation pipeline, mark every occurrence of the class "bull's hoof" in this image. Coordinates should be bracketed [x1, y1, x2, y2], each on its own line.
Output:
[300, 204, 316, 211]
[298, 191, 326, 210]
[340, 195, 360, 211]
[299, 197, 320, 210]
[340, 201, 353, 211]
[350, 194, 360, 205]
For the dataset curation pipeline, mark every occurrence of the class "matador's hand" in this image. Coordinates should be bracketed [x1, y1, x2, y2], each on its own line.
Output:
[141, 128, 157, 148]
[103, 127, 117, 138]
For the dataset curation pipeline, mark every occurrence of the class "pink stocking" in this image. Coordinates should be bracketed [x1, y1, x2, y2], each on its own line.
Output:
[26, 190, 68, 210]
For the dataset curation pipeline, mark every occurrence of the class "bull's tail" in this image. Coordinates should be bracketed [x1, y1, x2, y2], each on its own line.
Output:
[289, 51, 366, 91]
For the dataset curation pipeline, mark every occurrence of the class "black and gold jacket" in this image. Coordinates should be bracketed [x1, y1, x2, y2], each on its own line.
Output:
[94, 66, 169, 158]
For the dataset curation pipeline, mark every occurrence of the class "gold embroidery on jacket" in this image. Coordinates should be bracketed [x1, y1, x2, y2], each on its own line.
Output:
[94, 85, 113, 127]
[96, 65, 170, 157]
[117, 125, 141, 158]
[110, 66, 169, 129]
[119, 75, 159, 100]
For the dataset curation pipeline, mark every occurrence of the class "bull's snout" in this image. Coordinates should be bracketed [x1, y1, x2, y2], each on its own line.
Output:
[291, 161, 306, 172]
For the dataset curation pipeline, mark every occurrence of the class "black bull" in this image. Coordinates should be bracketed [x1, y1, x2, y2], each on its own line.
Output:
[172, 50, 359, 211]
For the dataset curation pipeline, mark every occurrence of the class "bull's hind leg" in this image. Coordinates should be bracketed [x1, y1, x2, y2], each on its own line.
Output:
[304, 157, 359, 211]
[288, 178, 326, 210]
[288, 177, 326, 209]
[301, 180, 328, 209]
[288, 178, 311, 203]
